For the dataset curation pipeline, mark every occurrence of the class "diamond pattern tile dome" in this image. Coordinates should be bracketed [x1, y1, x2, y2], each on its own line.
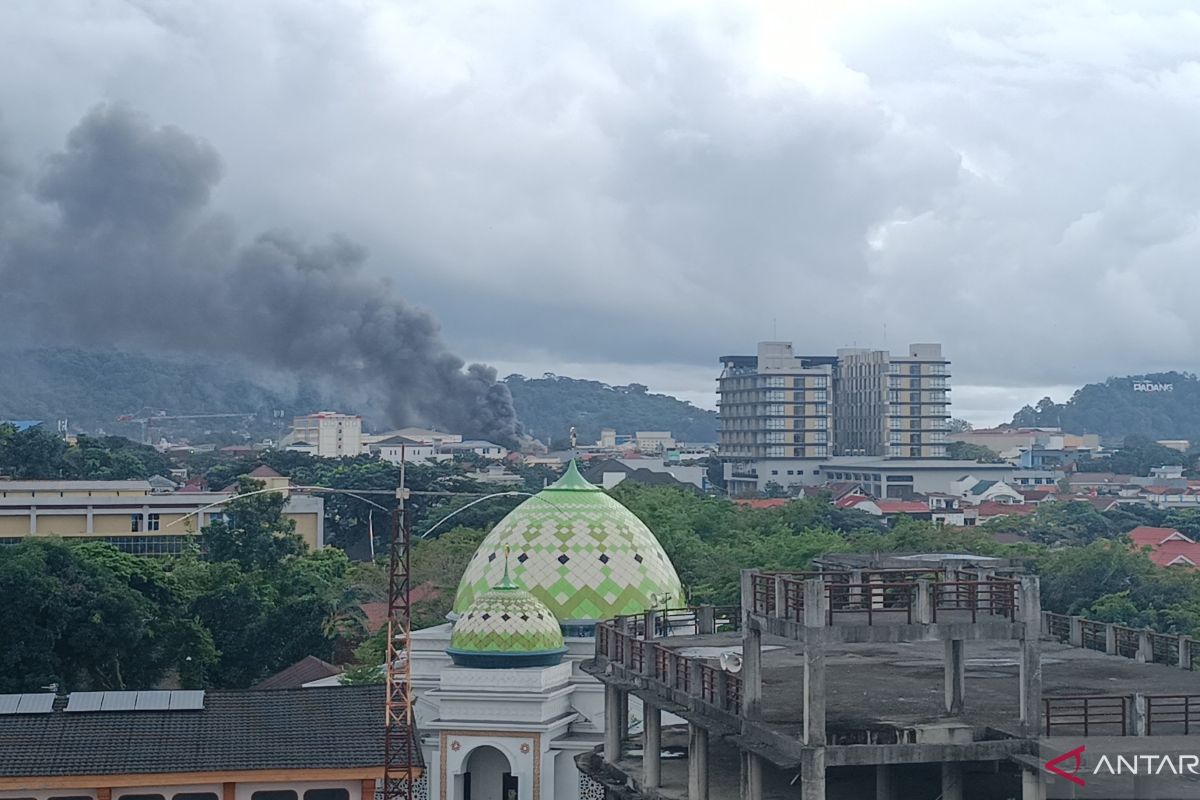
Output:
[452, 461, 684, 624]
[448, 567, 566, 664]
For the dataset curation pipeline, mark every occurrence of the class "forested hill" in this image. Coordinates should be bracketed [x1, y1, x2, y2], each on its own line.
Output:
[504, 374, 718, 445]
[0, 348, 318, 437]
[0, 349, 719, 445]
[1011, 371, 1200, 440]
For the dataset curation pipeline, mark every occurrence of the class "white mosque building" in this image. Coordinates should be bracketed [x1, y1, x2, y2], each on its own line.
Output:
[406, 461, 685, 800]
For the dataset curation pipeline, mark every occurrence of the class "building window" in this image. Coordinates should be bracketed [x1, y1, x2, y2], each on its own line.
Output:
[130, 514, 142, 532]
[910, 447, 921, 457]
[119, 795, 166, 800]
[812, 376, 827, 388]
[147, 513, 160, 532]
[890, 432, 902, 443]
[303, 791, 349, 800]
[909, 392, 920, 403]
[890, 445, 903, 456]
[174, 794, 219, 800]
[766, 390, 787, 401]
[764, 375, 786, 388]
[909, 364, 921, 375]
[766, 446, 786, 457]
[812, 389, 827, 402]
[812, 445, 828, 457]
[814, 417, 828, 430]
[252, 792, 298, 800]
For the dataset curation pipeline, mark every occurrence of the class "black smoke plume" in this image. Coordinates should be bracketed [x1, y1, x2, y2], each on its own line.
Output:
[0, 105, 521, 444]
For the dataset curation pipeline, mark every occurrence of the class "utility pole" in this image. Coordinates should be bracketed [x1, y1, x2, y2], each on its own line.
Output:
[383, 446, 414, 800]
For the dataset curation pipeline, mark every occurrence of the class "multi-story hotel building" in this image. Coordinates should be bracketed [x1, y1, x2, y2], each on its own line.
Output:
[718, 341, 951, 495]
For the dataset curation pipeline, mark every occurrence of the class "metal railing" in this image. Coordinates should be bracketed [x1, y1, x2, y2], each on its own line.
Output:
[1044, 695, 1128, 736]
[1146, 695, 1200, 735]
[1043, 611, 1197, 672]
[751, 570, 1020, 626]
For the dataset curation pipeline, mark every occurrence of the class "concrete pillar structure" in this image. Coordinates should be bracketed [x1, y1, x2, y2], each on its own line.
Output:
[1138, 630, 1153, 663]
[940, 762, 964, 800]
[803, 578, 827, 746]
[1019, 576, 1042, 734]
[1131, 692, 1148, 736]
[687, 723, 709, 800]
[875, 765, 895, 799]
[740, 751, 763, 800]
[643, 703, 661, 789]
[1068, 616, 1083, 647]
[916, 579, 934, 624]
[945, 638, 965, 714]
[697, 605, 715, 635]
[1021, 768, 1045, 800]
[742, 622, 763, 719]
[740, 569, 755, 622]
[1181, 635, 1191, 669]
[800, 747, 825, 800]
[616, 689, 628, 742]
[603, 684, 622, 763]
[1105, 623, 1118, 655]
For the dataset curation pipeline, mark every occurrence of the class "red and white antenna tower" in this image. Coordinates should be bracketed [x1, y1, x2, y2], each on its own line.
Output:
[383, 451, 414, 800]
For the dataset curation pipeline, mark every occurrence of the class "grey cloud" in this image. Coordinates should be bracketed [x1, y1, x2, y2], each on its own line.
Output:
[0, 104, 520, 443]
[1, 0, 1199, 416]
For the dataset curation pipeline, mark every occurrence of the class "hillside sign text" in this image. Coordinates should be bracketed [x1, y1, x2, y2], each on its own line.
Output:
[1134, 382, 1174, 392]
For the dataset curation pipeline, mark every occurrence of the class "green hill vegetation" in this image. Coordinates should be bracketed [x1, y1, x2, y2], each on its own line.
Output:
[504, 374, 718, 445]
[1012, 371, 1200, 441]
[0, 349, 718, 445]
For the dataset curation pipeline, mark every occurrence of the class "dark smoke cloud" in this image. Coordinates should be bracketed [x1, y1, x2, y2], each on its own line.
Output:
[0, 104, 521, 444]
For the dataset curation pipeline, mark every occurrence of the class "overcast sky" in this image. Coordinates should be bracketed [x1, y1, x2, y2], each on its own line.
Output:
[2, 0, 1198, 424]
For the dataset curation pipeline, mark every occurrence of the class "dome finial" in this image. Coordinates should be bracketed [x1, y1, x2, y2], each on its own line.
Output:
[546, 459, 599, 492]
[497, 545, 517, 590]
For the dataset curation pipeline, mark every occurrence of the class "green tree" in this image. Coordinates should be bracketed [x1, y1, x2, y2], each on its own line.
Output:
[201, 478, 305, 570]
[945, 441, 1003, 462]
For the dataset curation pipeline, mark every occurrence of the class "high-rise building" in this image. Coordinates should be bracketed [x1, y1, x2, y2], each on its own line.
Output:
[287, 411, 364, 458]
[717, 342, 950, 494]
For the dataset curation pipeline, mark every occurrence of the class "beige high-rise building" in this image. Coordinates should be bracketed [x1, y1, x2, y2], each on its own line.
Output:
[287, 411, 364, 458]
[718, 342, 951, 494]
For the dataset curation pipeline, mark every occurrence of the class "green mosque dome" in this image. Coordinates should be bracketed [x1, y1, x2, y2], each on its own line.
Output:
[451, 461, 684, 629]
[447, 563, 566, 668]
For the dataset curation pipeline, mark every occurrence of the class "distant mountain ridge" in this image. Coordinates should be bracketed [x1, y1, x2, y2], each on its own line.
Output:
[0, 349, 718, 445]
[503, 374, 719, 445]
[1011, 371, 1200, 441]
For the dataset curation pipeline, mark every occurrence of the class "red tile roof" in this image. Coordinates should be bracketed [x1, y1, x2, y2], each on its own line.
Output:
[834, 493, 872, 510]
[361, 583, 441, 633]
[247, 465, 284, 478]
[1129, 526, 1200, 568]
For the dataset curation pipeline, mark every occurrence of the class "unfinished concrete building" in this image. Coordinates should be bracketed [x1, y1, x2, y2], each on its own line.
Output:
[580, 554, 1200, 799]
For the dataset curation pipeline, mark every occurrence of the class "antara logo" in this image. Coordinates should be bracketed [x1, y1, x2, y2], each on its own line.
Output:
[1045, 745, 1087, 786]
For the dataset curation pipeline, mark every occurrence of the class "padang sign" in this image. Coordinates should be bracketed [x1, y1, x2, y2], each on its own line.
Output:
[1133, 382, 1174, 392]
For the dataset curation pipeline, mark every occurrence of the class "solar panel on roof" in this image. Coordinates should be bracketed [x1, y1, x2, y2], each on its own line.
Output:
[65, 692, 103, 712]
[100, 691, 138, 711]
[169, 690, 205, 710]
[15, 693, 55, 714]
[135, 691, 171, 710]
[0, 695, 21, 714]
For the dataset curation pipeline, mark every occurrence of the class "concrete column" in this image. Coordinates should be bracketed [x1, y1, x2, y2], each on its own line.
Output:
[875, 765, 895, 799]
[646, 609, 660, 642]
[29, 506, 36, 534]
[1105, 623, 1118, 655]
[1019, 576, 1043, 735]
[643, 703, 661, 789]
[742, 622, 762, 719]
[800, 747, 826, 800]
[697, 605, 715, 635]
[1138, 630, 1153, 663]
[803, 578, 827, 746]
[740, 751, 763, 800]
[1040, 611, 1050, 637]
[741, 569, 755, 621]
[1131, 692, 1148, 736]
[1021, 768, 1045, 800]
[940, 762, 964, 800]
[603, 684, 622, 763]
[617, 689, 628, 741]
[1068, 616, 1083, 647]
[916, 579, 934, 624]
[774, 574, 787, 620]
[849, 569, 863, 609]
[687, 723, 709, 800]
[1181, 636, 1192, 669]
[945, 638, 966, 714]
[86, 507, 94, 534]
